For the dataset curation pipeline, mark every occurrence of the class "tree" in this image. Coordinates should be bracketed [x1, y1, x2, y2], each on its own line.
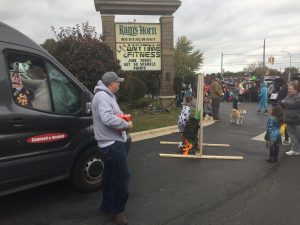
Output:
[246, 63, 258, 73]
[42, 22, 120, 92]
[41, 38, 56, 53]
[284, 67, 299, 74]
[265, 68, 280, 77]
[174, 36, 204, 81]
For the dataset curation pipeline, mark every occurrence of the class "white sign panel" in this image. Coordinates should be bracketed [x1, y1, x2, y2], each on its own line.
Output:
[115, 23, 161, 71]
[116, 43, 161, 71]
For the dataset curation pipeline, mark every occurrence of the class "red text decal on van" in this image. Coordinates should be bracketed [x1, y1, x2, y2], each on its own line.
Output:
[26, 133, 68, 144]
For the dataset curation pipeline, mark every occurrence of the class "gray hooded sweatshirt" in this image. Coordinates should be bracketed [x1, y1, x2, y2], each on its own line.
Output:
[92, 80, 128, 148]
[282, 92, 300, 125]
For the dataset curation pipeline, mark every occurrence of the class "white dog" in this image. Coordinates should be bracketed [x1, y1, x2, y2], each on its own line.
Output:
[230, 109, 247, 125]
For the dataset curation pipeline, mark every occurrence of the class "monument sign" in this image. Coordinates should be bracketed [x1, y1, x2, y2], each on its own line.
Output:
[94, 0, 181, 102]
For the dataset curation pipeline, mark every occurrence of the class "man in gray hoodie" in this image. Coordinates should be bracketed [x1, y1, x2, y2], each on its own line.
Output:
[92, 72, 133, 225]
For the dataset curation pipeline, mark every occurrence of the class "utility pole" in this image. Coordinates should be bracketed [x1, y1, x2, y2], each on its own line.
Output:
[289, 53, 291, 82]
[221, 52, 223, 79]
[281, 51, 291, 82]
[262, 39, 265, 82]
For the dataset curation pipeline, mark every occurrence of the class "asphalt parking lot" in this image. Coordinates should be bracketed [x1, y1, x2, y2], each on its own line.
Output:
[1, 102, 300, 225]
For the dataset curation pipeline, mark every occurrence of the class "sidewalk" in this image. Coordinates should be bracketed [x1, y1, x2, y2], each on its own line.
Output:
[131, 118, 215, 142]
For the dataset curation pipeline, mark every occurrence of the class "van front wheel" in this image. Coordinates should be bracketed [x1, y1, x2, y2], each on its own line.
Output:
[71, 146, 104, 192]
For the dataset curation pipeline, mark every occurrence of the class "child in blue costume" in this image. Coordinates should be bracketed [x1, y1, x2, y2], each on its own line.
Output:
[264, 104, 284, 162]
[258, 82, 269, 114]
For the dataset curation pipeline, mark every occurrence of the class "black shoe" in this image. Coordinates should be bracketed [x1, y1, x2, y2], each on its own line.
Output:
[114, 212, 128, 225]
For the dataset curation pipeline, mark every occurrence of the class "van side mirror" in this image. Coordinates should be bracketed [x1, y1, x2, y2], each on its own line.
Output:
[86, 102, 92, 114]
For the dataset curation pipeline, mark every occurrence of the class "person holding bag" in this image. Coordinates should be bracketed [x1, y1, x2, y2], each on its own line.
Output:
[281, 80, 300, 156]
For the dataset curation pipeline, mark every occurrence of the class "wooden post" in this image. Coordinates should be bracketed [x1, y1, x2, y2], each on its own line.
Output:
[160, 141, 230, 147]
[159, 153, 243, 160]
[159, 74, 243, 160]
[196, 74, 204, 155]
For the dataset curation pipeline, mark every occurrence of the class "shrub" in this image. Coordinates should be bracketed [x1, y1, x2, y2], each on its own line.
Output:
[117, 73, 147, 102]
[133, 97, 149, 108]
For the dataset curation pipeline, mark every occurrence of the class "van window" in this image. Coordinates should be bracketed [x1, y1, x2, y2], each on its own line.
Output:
[7, 53, 52, 111]
[46, 63, 80, 113]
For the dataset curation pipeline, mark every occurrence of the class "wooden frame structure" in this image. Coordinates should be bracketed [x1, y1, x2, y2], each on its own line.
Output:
[159, 74, 243, 160]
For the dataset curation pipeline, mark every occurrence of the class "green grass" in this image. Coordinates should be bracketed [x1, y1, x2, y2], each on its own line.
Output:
[127, 107, 181, 132]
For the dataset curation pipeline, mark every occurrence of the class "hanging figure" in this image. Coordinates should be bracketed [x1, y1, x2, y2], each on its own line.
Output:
[10, 62, 34, 107]
[177, 96, 200, 155]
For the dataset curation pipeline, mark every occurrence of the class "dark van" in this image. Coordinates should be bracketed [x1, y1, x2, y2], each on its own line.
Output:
[0, 22, 104, 196]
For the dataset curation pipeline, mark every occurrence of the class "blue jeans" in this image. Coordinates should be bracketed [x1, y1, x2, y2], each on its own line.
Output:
[100, 141, 131, 214]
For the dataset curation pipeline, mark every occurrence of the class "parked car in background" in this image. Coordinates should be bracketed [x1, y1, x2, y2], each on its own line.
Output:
[291, 73, 300, 81]
[264, 76, 286, 101]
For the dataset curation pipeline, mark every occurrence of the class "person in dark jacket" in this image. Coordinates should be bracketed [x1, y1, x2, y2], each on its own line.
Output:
[232, 81, 240, 110]
[278, 84, 288, 102]
[210, 77, 223, 120]
[282, 80, 300, 156]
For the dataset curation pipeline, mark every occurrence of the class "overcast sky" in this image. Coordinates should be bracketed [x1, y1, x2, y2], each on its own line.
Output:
[1, 0, 300, 74]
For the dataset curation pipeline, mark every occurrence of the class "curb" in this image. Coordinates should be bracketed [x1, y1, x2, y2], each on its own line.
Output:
[131, 119, 215, 142]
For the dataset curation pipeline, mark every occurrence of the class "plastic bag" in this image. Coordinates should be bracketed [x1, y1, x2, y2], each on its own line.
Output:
[280, 124, 286, 136]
